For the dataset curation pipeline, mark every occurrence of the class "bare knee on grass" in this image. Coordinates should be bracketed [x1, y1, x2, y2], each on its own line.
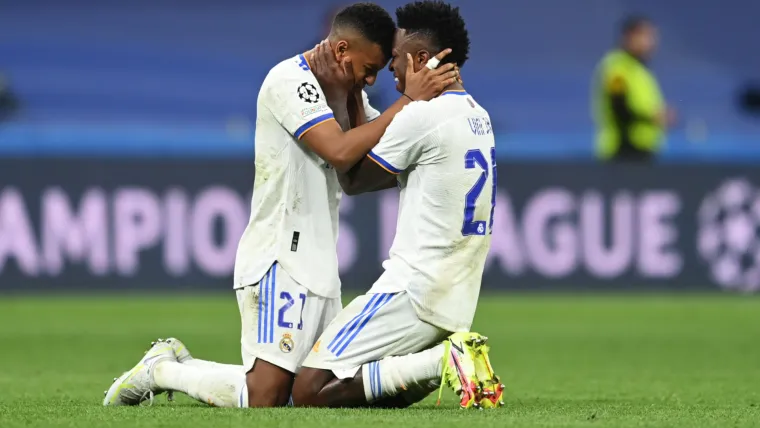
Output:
[246, 360, 293, 407]
[292, 367, 366, 408]
[291, 367, 334, 406]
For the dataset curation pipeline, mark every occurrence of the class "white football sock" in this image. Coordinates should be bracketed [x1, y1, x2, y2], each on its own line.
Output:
[153, 361, 248, 408]
[183, 358, 247, 375]
[400, 378, 441, 405]
[362, 344, 444, 403]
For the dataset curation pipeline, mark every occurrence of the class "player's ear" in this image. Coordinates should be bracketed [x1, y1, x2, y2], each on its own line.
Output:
[416, 50, 430, 67]
[335, 40, 349, 60]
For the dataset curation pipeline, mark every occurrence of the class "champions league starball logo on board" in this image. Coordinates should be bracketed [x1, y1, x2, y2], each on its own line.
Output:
[698, 179, 760, 292]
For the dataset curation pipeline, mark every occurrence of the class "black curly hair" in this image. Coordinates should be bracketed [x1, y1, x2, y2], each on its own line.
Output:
[333, 3, 396, 61]
[395, 1, 470, 67]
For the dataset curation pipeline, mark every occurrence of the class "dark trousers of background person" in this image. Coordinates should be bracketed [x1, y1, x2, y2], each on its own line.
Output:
[610, 142, 655, 163]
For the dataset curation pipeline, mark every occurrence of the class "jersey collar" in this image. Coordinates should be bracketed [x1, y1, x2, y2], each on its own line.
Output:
[441, 89, 468, 97]
[298, 53, 311, 71]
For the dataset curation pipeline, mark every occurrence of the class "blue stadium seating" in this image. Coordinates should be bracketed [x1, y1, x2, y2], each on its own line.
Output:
[1, 0, 758, 159]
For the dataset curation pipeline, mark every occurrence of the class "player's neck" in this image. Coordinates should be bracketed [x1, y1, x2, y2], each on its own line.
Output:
[302, 48, 316, 68]
[439, 82, 465, 97]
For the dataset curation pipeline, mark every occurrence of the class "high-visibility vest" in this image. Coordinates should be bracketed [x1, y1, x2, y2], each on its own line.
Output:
[592, 49, 664, 159]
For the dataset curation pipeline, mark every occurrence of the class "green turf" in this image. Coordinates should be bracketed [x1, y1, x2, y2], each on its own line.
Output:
[0, 294, 758, 427]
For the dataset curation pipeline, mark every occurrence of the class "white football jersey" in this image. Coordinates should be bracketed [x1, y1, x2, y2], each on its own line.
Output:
[367, 90, 496, 332]
[234, 54, 380, 298]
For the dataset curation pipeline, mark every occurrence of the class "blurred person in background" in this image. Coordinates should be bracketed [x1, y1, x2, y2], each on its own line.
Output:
[592, 16, 675, 163]
[740, 84, 760, 116]
[0, 72, 19, 121]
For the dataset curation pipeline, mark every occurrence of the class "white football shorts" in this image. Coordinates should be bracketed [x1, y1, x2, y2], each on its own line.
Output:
[301, 291, 449, 379]
[236, 262, 342, 373]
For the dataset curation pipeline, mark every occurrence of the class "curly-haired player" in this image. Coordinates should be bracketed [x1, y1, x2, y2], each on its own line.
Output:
[290, 1, 504, 409]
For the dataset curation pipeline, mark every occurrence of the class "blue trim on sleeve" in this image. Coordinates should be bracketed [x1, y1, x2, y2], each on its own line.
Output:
[298, 54, 310, 71]
[293, 113, 334, 139]
[367, 150, 403, 174]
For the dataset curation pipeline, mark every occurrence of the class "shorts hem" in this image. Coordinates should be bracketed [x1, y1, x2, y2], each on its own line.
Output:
[244, 354, 299, 374]
[236, 269, 341, 299]
[301, 361, 361, 380]
[234, 271, 270, 290]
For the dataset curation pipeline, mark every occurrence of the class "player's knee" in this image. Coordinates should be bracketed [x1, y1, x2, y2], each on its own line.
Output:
[246, 360, 293, 407]
[290, 368, 328, 407]
[247, 385, 290, 408]
[290, 383, 319, 407]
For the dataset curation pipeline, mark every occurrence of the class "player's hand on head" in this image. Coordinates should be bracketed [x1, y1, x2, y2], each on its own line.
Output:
[403, 49, 458, 102]
[309, 40, 354, 102]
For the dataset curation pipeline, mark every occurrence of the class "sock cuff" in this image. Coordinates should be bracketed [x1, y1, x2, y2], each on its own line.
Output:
[362, 361, 382, 402]
[238, 383, 249, 408]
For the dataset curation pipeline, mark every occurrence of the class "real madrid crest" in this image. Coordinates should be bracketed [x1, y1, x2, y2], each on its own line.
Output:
[279, 333, 295, 353]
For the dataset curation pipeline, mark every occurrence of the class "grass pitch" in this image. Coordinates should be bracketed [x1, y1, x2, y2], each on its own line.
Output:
[0, 293, 758, 427]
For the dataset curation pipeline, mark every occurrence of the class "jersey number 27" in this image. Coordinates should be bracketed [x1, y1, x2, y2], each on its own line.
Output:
[462, 147, 497, 236]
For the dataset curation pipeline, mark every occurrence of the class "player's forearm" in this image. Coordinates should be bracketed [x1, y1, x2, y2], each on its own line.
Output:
[346, 177, 397, 195]
[336, 92, 368, 189]
[340, 178, 396, 196]
[337, 172, 356, 194]
[329, 101, 351, 132]
[336, 162, 367, 195]
[330, 96, 411, 173]
[337, 160, 397, 196]
[350, 91, 367, 127]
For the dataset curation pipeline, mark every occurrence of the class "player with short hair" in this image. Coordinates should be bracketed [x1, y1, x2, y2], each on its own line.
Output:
[290, 1, 503, 409]
[103, 2, 459, 409]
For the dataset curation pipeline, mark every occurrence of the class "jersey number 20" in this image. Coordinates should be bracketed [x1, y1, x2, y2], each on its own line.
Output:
[462, 147, 497, 236]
